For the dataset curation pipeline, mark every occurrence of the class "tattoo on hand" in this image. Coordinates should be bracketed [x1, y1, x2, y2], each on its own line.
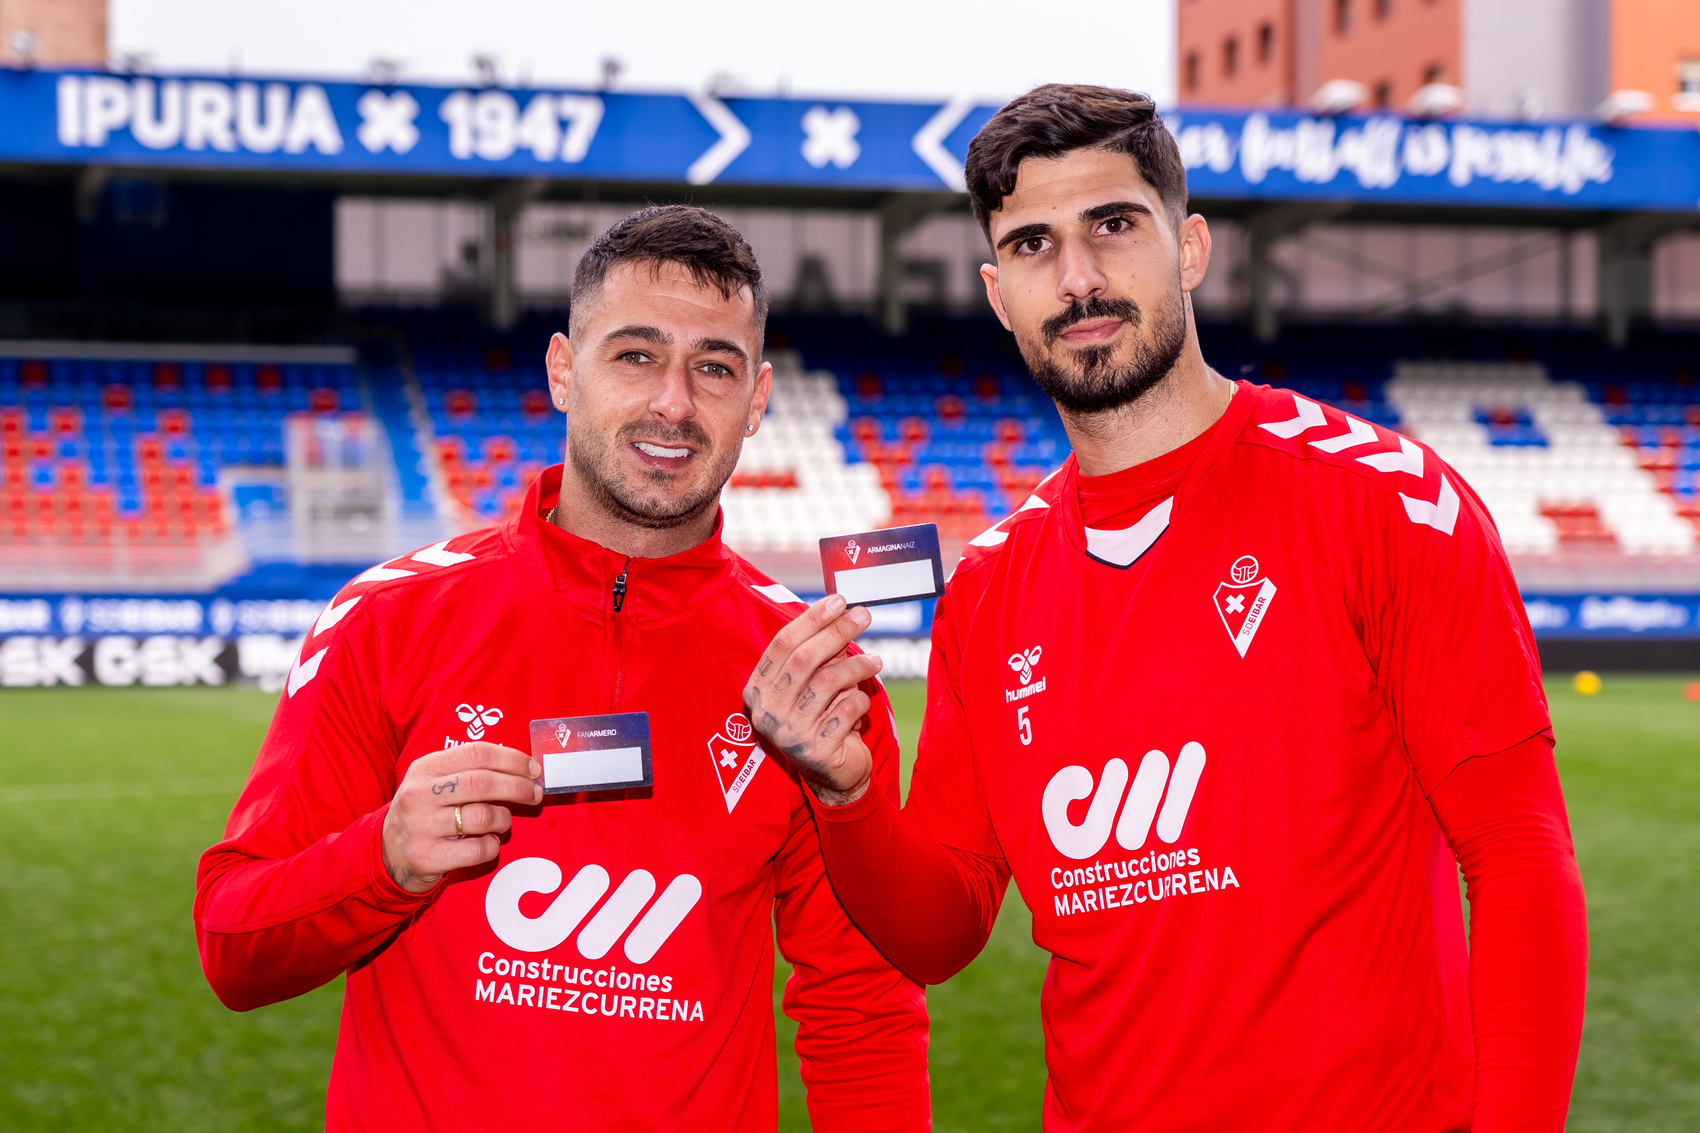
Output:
[796, 686, 817, 711]
[775, 672, 793, 691]
[757, 658, 773, 677]
[819, 716, 842, 738]
[432, 777, 459, 795]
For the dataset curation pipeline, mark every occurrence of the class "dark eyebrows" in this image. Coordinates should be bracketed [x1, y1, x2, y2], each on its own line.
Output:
[1080, 200, 1154, 224]
[602, 325, 671, 347]
[691, 337, 749, 364]
[995, 222, 1052, 252]
[995, 201, 1155, 252]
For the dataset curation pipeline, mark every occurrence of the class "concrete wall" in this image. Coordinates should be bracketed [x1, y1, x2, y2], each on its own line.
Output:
[1464, 0, 1610, 120]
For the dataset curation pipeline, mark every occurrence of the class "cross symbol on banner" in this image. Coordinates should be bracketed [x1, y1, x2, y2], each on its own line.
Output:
[801, 105, 861, 169]
[1225, 594, 1246, 614]
[719, 747, 740, 768]
[356, 89, 421, 154]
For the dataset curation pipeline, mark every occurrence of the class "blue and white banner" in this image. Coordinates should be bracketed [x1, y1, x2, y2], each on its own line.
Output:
[1168, 110, 1700, 211]
[3, 70, 1699, 208]
[1523, 594, 1700, 638]
[7, 70, 993, 191]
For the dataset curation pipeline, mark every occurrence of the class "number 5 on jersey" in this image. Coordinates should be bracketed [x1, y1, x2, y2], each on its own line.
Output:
[1017, 705, 1033, 746]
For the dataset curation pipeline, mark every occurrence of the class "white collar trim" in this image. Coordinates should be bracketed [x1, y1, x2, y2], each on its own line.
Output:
[1083, 497, 1174, 568]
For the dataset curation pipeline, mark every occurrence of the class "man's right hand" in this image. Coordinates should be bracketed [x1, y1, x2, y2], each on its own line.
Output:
[381, 743, 542, 893]
[744, 594, 883, 807]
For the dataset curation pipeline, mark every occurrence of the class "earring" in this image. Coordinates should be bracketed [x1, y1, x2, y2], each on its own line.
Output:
[556, 397, 565, 407]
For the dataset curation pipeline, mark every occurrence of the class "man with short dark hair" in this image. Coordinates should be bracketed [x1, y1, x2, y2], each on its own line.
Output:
[196, 204, 929, 1132]
[745, 86, 1588, 1132]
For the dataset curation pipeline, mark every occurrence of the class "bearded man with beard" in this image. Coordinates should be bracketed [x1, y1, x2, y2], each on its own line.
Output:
[743, 86, 1588, 1133]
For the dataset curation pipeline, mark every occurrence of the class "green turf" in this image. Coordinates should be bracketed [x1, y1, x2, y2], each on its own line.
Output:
[1, 676, 1696, 1130]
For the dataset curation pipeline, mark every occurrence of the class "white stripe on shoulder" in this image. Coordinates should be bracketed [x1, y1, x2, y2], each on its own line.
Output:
[1084, 497, 1174, 568]
[751, 582, 804, 605]
[968, 488, 1054, 549]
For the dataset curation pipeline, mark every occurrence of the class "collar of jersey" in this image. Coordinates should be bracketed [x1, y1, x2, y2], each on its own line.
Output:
[1050, 381, 1255, 562]
[508, 464, 737, 620]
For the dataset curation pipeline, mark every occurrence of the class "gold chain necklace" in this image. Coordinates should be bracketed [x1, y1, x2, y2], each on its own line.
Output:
[544, 506, 557, 525]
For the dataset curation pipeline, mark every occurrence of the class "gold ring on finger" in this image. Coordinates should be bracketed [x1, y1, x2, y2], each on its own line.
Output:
[454, 805, 464, 837]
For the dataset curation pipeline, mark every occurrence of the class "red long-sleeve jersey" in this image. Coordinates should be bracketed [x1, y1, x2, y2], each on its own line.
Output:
[813, 382, 1586, 1131]
[195, 466, 930, 1133]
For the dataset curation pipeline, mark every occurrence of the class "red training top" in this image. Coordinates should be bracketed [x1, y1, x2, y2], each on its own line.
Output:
[195, 466, 930, 1133]
[811, 383, 1587, 1132]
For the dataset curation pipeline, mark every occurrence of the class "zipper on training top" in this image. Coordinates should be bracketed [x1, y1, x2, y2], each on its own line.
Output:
[609, 558, 631, 710]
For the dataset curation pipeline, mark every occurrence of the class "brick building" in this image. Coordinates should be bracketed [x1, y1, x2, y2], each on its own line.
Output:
[0, 0, 105, 68]
[1178, 0, 1700, 123]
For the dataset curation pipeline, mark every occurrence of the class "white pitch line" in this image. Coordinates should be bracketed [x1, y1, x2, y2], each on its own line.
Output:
[0, 778, 244, 803]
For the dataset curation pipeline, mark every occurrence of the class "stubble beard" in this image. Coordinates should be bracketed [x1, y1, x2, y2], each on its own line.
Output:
[1017, 288, 1190, 416]
[566, 417, 740, 531]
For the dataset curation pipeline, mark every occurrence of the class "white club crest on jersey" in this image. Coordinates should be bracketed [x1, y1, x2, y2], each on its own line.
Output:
[457, 703, 504, 740]
[1007, 646, 1042, 685]
[707, 711, 765, 813]
[1214, 556, 1278, 658]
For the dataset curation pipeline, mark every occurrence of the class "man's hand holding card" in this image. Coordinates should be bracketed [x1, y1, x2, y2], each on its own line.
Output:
[744, 523, 943, 807]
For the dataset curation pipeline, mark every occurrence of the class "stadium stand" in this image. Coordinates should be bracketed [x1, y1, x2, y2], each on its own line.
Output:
[4, 317, 1697, 593]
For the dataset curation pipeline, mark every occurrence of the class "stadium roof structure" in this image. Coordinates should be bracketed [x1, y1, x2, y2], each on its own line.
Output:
[5, 69, 1700, 338]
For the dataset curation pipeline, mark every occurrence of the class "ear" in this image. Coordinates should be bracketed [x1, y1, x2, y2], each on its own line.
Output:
[980, 263, 1013, 332]
[745, 360, 773, 436]
[545, 332, 572, 412]
[1178, 214, 1212, 295]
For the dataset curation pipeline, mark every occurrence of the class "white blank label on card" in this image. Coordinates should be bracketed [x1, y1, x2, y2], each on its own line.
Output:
[835, 558, 936, 604]
[543, 746, 645, 791]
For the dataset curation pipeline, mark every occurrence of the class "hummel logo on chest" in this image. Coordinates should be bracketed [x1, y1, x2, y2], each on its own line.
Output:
[1005, 647, 1046, 702]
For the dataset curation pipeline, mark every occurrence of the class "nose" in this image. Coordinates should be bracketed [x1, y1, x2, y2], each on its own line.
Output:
[647, 356, 696, 426]
[1054, 234, 1109, 305]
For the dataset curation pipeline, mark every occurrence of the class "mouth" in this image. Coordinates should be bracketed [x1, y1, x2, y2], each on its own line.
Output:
[1056, 317, 1127, 346]
[630, 439, 698, 471]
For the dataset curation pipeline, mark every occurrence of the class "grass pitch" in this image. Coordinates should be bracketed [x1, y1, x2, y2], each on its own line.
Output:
[0, 677, 1695, 1130]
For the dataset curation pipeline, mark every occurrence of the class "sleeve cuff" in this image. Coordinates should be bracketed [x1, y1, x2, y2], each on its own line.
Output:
[804, 779, 887, 824]
[362, 804, 442, 909]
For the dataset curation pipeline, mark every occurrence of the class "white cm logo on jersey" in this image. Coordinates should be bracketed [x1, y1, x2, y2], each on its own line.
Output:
[1041, 743, 1207, 860]
[486, 858, 703, 963]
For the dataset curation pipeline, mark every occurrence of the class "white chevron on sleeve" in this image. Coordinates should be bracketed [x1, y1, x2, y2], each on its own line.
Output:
[311, 594, 361, 638]
[1358, 435, 1425, 477]
[354, 561, 415, 584]
[286, 647, 327, 698]
[1309, 414, 1379, 453]
[1258, 394, 1327, 438]
[1400, 475, 1460, 536]
[410, 540, 475, 567]
[751, 582, 803, 606]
